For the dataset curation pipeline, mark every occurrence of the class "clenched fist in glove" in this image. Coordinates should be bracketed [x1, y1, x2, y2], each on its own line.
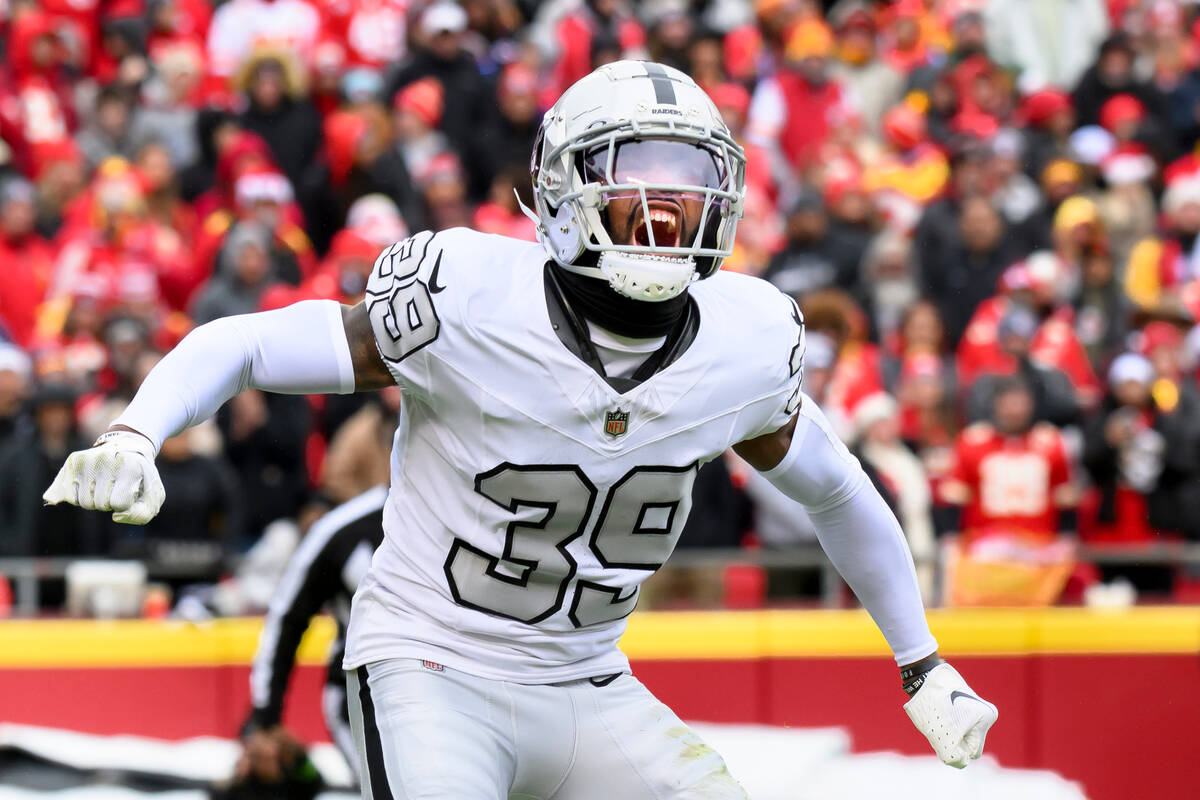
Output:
[43, 429, 165, 525]
[903, 660, 998, 768]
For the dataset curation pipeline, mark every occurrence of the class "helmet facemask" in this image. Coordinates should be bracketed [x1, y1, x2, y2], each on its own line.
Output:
[535, 118, 746, 302]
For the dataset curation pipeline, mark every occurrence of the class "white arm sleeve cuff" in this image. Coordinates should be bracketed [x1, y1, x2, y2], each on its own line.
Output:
[760, 397, 938, 665]
[113, 300, 356, 453]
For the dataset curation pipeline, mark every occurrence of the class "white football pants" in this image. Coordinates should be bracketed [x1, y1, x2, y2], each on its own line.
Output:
[346, 659, 748, 799]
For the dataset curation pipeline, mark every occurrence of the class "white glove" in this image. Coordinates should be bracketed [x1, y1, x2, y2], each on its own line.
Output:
[42, 430, 165, 525]
[904, 662, 998, 768]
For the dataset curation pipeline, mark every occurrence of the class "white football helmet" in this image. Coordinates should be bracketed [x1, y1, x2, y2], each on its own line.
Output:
[531, 60, 747, 302]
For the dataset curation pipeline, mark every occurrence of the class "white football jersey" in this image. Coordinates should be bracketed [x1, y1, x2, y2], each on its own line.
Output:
[344, 228, 804, 682]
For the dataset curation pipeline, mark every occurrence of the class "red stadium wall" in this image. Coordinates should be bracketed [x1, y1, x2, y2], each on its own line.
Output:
[1, 608, 1197, 800]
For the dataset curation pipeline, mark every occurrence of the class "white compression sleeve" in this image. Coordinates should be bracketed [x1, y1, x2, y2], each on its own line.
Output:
[113, 300, 356, 453]
[759, 397, 938, 665]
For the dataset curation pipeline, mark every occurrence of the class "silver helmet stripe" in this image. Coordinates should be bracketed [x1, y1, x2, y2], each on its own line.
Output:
[643, 62, 677, 105]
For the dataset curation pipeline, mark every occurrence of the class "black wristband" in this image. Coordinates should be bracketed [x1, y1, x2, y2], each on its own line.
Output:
[900, 653, 944, 696]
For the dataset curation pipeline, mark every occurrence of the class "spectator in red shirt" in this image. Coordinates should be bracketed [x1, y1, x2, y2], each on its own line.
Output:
[0, 177, 55, 348]
[941, 377, 1078, 546]
[50, 159, 189, 318]
[0, 8, 77, 177]
[878, 0, 945, 75]
[749, 19, 845, 175]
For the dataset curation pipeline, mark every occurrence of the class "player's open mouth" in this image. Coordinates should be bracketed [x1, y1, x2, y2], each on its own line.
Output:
[633, 202, 681, 248]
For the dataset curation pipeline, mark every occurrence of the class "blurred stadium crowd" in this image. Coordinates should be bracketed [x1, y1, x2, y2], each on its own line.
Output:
[2, 0, 1200, 614]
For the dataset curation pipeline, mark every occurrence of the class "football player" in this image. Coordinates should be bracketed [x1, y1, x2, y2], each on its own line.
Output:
[44, 62, 996, 798]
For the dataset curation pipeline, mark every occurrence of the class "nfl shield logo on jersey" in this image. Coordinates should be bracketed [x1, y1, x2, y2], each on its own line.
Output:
[604, 409, 630, 437]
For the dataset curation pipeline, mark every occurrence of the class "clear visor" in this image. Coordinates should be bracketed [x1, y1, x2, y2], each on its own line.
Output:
[577, 138, 737, 254]
[541, 120, 746, 261]
[582, 139, 730, 193]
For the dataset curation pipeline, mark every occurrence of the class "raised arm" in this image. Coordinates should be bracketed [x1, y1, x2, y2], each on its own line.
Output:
[734, 397, 997, 769]
[43, 299, 390, 523]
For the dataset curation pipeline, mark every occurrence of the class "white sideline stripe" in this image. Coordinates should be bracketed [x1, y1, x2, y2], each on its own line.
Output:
[0, 790, 205, 800]
[250, 486, 388, 707]
[0, 791, 357, 800]
[0, 723, 1088, 800]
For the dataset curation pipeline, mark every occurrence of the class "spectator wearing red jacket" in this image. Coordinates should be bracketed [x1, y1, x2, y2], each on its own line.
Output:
[0, 178, 55, 348]
[0, 8, 77, 177]
[747, 19, 846, 175]
[49, 159, 189, 321]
